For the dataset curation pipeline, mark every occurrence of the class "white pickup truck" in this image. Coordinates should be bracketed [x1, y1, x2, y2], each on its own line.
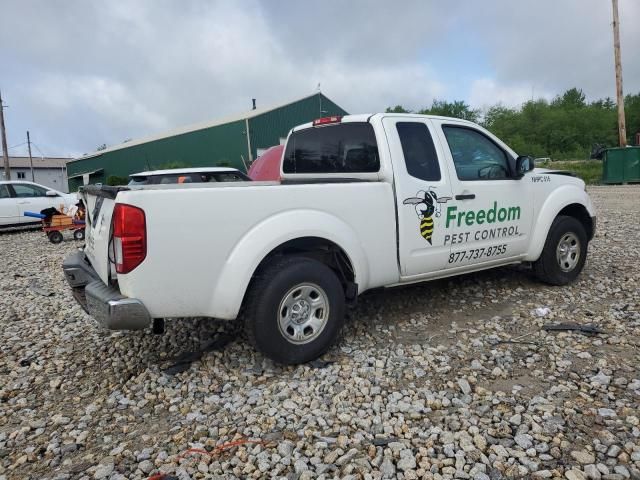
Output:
[63, 113, 596, 364]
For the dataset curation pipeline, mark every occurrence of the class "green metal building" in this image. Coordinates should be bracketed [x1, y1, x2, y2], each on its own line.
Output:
[66, 92, 348, 191]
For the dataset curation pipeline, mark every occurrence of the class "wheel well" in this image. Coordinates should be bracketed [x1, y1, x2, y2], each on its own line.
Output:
[252, 237, 357, 299]
[558, 203, 594, 240]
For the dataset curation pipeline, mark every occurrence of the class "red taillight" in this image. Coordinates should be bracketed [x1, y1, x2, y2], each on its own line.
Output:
[312, 115, 342, 126]
[112, 203, 146, 274]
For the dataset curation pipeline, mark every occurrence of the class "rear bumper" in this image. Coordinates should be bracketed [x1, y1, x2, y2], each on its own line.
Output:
[63, 251, 151, 330]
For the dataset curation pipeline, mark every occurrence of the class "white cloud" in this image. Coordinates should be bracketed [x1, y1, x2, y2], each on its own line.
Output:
[469, 78, 553, 109]
[0, 0, 637, 156]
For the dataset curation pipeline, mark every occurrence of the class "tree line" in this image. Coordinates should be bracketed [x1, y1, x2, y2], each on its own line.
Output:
[387, 88, 640, 160]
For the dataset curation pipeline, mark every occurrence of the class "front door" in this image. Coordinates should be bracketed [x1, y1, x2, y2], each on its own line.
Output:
[383, 117, 454, 278]
[11, 183, 62, 223]
[432, 121, 533, 268]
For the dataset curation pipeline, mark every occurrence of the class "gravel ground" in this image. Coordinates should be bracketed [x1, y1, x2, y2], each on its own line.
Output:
[1, 185, 639, 480]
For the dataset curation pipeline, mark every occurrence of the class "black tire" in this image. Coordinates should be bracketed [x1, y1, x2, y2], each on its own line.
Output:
[48, 231, 64, 244]
[533, 215, 588, 285]
[243, 256, 345, 365]
[73, 229, 85, 241]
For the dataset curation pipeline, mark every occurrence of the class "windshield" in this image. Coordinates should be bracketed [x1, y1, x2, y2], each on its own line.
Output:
[128, 176, 149, 185]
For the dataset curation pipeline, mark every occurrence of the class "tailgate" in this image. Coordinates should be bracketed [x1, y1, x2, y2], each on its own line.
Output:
[80, 185, 128, 284]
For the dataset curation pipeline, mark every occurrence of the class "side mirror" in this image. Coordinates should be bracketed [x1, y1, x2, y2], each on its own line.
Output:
[515, 156, 535, 178]
[45, 190, 59, 197]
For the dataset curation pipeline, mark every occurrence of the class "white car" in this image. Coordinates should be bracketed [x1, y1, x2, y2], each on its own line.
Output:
[0, 181, 78, 227]
[64, 113, 596, 364]
[128, 167, 250, 185]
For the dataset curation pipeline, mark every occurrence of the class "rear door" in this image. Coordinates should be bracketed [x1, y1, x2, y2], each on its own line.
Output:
[0, 184, 20, 225]
[383, 117, 454, 277]
[433, 120, 533, 267]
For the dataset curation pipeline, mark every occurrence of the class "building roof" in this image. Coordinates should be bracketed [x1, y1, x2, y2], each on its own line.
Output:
[72, 92, 332, 162]
[7, 156, 70, 169]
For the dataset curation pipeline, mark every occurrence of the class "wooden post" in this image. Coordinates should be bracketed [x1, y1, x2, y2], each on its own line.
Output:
[0, 90, 10, 180]
[27, 131, 35, 182]
[612, 0, 627, 147]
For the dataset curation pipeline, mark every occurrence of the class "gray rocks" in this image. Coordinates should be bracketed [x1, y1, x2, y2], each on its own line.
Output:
[2, 187, 640, 479]
[571, 450, 596, 464]
[93, 463, 114, 480]
[396, 450, 416, 471]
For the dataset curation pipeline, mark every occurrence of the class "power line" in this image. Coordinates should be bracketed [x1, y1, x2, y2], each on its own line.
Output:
[30, 142, 47, 158]
[8, 141, 27, 150]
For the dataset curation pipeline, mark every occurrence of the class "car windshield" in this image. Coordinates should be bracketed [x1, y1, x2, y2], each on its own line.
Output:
[128, 171, 250, 185]
[128, 176, 149, 185]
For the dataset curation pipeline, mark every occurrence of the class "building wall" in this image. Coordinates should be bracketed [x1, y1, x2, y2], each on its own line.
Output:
[248, 94, 347, 161]
[7, 167, 68, 192]
[67, 120, 247, 191]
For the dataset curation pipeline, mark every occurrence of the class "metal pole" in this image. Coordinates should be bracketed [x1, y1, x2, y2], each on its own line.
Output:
[245, 118, 253, 163]
[27, 131, 35, 182]
[0, 90, 10, 180]
[612, 0, 627, 147]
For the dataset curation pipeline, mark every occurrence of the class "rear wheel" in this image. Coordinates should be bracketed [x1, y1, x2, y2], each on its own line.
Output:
[73, 229, 85, 241]
[534, 215, 588, 285]
[243, 256, 345, 364]
[48, 231, 63, 244]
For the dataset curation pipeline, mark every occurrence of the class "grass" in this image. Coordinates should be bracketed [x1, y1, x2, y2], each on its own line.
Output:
[536, 159, 602, 185]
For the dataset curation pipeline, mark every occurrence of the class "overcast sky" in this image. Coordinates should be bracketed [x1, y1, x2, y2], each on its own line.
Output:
[1, 0, 638, 158]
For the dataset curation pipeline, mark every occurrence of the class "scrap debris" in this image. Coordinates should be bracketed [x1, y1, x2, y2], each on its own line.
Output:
[163, 332, 236, 375]
[542, 322, 605, 335]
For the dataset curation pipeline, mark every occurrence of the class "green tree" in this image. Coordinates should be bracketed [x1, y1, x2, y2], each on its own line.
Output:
[385, 105, 412, 113]
[419, 99, 480, 122]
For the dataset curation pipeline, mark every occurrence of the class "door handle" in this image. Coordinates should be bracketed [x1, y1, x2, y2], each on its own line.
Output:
[455, 193, 475, 200]
[18, 201, 30, 204]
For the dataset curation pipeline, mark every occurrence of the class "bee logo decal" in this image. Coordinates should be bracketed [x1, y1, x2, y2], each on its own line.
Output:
[403, 188, 451, 244]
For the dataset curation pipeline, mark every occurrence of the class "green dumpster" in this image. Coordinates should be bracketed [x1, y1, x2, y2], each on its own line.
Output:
[602, 146, 640, 184]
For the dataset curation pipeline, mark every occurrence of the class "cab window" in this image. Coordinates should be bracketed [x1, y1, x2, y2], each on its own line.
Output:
[283, 123, 379, 174]
[396, 122, 441, 181]
[442, 126, 511, 180]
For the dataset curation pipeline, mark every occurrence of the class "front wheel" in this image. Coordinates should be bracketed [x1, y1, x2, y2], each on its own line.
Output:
[533, 215, 588, 285]
[243, 257, 345, 364]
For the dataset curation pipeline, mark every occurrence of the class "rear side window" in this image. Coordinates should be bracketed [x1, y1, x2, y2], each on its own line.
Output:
[396, 122, 441, 181]
[0, 185, 10, 198]
[283, 123, 379, 174]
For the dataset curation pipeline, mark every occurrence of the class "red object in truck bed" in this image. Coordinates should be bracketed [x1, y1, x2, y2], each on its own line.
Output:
[248, 145, 284, 181]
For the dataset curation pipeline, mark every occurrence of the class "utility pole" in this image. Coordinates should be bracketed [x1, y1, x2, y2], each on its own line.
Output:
[612, 0, 627, 147]
[0, 90, 10, 180]
[27, 131, 35, 182]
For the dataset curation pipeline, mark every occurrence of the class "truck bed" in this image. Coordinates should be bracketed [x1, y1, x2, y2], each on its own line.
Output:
[82, 181, 399, 319]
